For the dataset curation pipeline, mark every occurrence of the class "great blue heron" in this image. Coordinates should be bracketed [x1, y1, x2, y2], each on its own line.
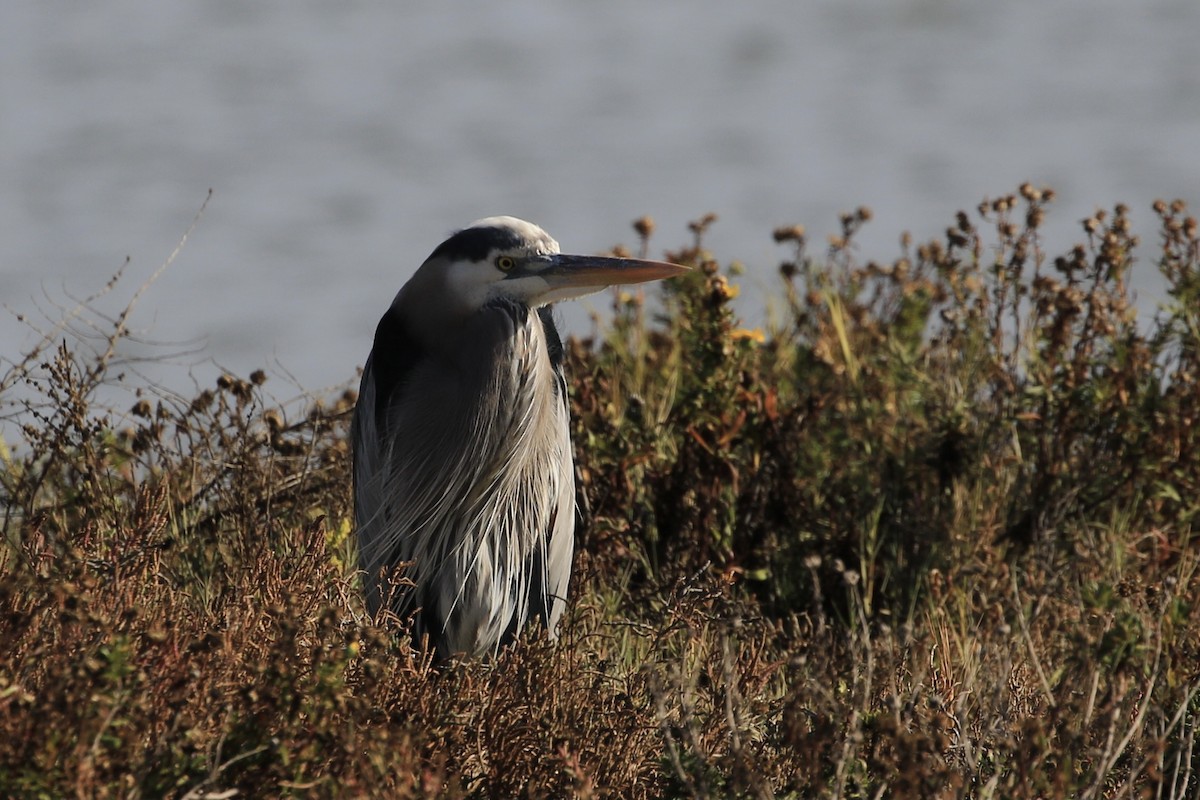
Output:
[352, 216, 686, 659]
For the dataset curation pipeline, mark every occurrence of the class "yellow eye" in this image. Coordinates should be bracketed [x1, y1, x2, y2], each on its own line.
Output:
[496, 255, 517, 272]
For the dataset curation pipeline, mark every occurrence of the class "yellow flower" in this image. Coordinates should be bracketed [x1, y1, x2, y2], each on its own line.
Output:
[731, 327, 765, 343]
[709, 275, 741, 301]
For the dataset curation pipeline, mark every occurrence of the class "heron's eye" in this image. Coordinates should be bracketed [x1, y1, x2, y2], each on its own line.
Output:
[496, 256, 517, 272]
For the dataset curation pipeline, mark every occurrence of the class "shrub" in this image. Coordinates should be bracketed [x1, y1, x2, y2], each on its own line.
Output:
[2, 188, 1197, 798]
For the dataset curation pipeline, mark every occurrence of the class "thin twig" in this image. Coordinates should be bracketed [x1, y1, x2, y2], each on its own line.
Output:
[1009, 569, 1055, 709]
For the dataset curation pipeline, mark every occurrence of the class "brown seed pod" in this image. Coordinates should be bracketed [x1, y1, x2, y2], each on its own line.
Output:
[632, 216, 655, 239]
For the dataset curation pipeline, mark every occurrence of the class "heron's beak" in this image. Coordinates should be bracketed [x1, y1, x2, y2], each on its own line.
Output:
[515, 253, 689, 305]
[544, 254, 689, 286]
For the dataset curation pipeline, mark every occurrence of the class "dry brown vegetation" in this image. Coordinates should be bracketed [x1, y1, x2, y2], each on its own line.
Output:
[1, 188, 1198, 798]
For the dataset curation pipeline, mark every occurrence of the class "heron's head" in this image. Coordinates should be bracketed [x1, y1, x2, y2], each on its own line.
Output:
[411, 216, 687, 314]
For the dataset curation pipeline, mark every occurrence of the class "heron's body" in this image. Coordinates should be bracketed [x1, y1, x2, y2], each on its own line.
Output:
[352, 217, 683, 659]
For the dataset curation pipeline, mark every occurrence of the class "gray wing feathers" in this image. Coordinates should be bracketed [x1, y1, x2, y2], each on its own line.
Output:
[353, 302, 575, 657]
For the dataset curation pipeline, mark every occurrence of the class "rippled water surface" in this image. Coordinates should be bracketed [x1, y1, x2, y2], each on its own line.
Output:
[3, 1, 1198, 394]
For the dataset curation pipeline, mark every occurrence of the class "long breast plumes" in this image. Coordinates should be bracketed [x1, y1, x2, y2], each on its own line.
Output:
[353, 301, 574, 658]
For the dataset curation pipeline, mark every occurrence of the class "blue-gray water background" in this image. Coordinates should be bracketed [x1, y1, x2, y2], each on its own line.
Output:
[3, 1, 1198, 405]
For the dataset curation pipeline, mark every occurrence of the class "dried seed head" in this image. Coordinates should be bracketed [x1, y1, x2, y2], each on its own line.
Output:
[190, 389, 215, 413]
[250, 369, 267, 386]
[773, 224, 806, 243]
[1032, 275, 1058, 294]
[688, 213, 719, 235]
[1019, 182, 1041, 201]
[633, 216, 655, 239]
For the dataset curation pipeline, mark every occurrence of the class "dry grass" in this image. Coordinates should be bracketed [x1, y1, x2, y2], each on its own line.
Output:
[2, 187, 1198, 798]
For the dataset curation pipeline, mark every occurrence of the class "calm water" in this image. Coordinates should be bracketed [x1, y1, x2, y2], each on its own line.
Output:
[3, 0, 1198, 400]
